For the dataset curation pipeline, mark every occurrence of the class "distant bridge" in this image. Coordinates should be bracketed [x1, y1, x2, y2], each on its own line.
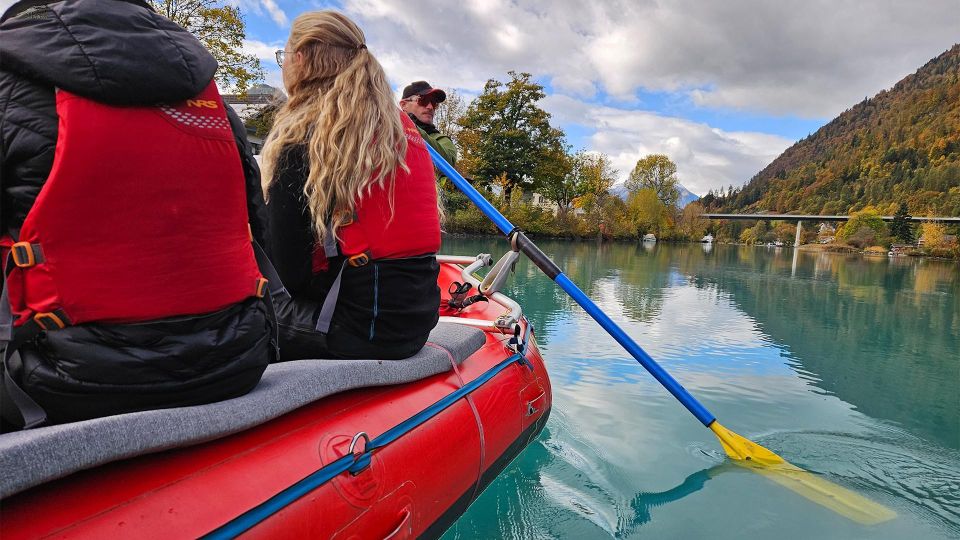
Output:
[702, 213, 960, 223]
[701, 213, 960, 246]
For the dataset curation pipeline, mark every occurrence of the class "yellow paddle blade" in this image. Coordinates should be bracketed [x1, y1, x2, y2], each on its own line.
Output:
[709, 422, 897, 525]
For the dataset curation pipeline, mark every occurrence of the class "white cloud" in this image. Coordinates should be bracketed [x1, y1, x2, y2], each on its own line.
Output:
[260, 0, 288, 27]
[542, 95, 792, 195]
[341, 0, 958, 119]
[232, 0, 288, 27]
[242, 38, 281, 62]
[242, 39, 284, 91]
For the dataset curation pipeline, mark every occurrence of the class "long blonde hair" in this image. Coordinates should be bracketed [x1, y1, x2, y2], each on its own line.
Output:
[260, 11, 407, 242]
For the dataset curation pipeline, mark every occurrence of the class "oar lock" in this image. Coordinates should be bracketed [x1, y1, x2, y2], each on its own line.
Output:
[479, 249, 520, 296]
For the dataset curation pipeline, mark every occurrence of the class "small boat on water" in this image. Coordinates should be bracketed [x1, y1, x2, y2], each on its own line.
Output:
[700, 234, 714, 243]
[642, 233, 657, 243]
[0, 254, 552, 539]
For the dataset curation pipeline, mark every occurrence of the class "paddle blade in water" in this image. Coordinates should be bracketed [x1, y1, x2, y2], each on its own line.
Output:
[708, 421, 896, 525]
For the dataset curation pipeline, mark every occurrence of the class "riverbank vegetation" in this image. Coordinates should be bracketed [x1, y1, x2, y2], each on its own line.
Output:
[441, 72, 713, 243]
[439, 74, 958, 258]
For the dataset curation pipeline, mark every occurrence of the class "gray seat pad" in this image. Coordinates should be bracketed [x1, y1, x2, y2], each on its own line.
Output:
[0, 322, 485, 500]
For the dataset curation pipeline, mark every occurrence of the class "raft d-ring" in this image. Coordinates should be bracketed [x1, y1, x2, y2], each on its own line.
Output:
[348, 431, 370, 457]
[347, 432, 373, 476]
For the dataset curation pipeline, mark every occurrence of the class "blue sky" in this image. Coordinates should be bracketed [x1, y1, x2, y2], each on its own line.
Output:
[235, 1, 958, 195]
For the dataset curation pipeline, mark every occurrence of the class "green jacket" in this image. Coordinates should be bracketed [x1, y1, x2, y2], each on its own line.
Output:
[410, 115, 457, 186]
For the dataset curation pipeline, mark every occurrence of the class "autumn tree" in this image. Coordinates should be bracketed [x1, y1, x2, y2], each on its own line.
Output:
[625, 154, 681, 208]
[151, 0, 263, 94]
[535, 144, 576, 214]
[572, 153, 618, 234]
[920, 219, 947, 248]
[678, 201, 709, 239]
[628, 188, 667, 236]
[433, 88, 467, 145]
[457, 72, 565, 203]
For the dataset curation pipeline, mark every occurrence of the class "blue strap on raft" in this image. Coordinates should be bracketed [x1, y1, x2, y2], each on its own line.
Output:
[203, 352, 526, 540]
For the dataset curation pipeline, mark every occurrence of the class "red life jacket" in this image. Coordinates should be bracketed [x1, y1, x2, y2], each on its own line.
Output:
[312, 113, 441, 272]
[4, 82, 264, 329]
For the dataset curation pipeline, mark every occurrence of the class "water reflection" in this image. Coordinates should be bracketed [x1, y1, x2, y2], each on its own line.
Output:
[443, 237, 958, 448]
[441, 236, 959, 538]
[671, 247, 959, 449]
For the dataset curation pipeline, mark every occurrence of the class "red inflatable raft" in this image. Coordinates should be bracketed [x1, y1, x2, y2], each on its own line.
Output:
[0, 255, 551, 539]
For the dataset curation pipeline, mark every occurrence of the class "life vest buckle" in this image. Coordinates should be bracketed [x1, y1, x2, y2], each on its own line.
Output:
[255, 277, 269, 298]
[347, 253, 370, 267]
[34, 311, 67, 331]
[11, 242, 40, 268]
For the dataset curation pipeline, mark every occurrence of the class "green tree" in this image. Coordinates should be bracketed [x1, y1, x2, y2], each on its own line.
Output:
[151, 0, 264, 94]
[890, 202, 914, 243]
[535, 145, 577, 214]
[838, 206, 887, 242]
[457, 71, 565, 203]
[625, 154, 680, 208]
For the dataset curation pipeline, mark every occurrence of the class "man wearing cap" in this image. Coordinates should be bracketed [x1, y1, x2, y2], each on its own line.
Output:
[400, 81, 457, 184]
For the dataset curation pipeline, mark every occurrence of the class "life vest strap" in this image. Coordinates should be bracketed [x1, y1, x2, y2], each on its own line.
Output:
[255, 277, 269, 298]
[347, 252, 370, 267]
[1, 283, 49, 429]
[32, 309, 71, 331]
[9, 242, 44, 269]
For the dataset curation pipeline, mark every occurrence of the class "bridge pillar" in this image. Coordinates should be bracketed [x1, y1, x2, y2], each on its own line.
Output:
[794, 220, 802, 247]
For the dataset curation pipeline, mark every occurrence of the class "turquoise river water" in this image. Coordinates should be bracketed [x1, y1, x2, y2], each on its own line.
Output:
[438, 237, 959, 540]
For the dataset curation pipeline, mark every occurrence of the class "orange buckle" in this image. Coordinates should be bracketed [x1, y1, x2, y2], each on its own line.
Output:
[348, 253, 370, 267]
[34, 312, 66, 331]
[11, 242, 37, 268]
[255, 277, 269, 298]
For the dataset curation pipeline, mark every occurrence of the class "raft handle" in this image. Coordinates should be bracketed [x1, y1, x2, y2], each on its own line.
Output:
[349, 431, 369, 455]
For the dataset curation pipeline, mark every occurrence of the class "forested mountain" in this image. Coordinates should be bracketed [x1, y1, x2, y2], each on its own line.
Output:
[704, 44, 960, 216]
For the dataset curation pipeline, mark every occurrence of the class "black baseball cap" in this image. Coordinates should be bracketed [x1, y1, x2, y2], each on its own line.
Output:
[402, 81, 446, 102]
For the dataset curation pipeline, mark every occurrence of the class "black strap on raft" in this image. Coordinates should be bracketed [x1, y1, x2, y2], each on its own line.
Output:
[446, 281, 488, 310]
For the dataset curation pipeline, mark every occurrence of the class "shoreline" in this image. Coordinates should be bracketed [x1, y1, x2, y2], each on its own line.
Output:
[442, 232, 959, 261]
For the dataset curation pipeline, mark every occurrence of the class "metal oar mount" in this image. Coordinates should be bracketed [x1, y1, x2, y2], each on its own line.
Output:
[425, 144, 896, 525]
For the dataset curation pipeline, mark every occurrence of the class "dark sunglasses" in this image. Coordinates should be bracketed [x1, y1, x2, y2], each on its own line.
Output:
[407, 94, 442, 107]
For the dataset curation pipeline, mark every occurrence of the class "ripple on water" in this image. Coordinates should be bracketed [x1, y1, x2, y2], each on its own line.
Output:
[759, 429, 960, 534]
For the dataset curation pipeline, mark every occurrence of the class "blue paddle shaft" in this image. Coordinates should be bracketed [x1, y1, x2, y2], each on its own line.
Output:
[426, 144, 717, 427]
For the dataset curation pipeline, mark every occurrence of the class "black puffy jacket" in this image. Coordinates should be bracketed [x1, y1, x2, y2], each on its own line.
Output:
[0, 0, 273, 426]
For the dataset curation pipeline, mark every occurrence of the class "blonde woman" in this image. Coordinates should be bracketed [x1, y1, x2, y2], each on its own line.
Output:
[261, 11, 440, 360]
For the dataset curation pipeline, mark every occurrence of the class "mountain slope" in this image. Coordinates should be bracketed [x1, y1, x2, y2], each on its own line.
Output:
[707, 44, 960, 216]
